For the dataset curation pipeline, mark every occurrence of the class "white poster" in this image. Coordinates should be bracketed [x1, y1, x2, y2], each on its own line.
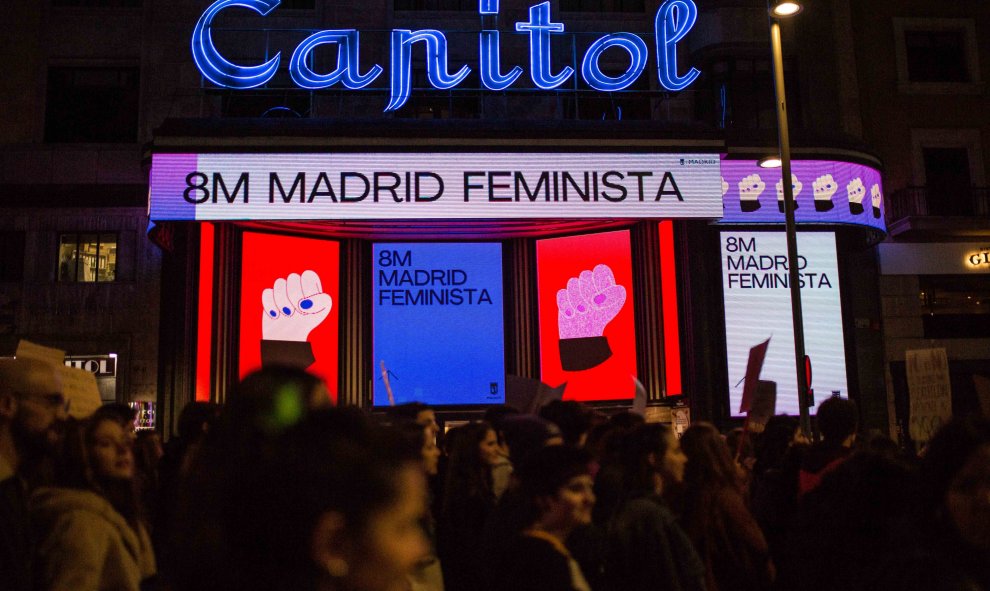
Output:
[906, 348, 952, 443]
[721, 231, 847, 416]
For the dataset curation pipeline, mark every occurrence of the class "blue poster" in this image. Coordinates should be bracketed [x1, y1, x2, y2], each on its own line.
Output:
[373, 243, 505, 406]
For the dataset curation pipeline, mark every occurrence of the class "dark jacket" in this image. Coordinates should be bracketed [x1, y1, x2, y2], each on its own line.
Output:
[604, 494, 706, 591]
[491, 531, 592, 591]
[0, 457, 32, 591]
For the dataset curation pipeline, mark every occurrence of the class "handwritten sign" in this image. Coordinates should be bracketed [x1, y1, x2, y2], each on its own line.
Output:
[58, 366, 102, 419]
[16, 339, 65, 366]
[906, 348, 952, 443]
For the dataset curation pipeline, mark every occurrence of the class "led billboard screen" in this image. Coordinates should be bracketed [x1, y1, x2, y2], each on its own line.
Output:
[537, 230, 637, 401]
[372, 242, 505, 406]
[721, 231, 847, 416]
[238, 232, 340, 401]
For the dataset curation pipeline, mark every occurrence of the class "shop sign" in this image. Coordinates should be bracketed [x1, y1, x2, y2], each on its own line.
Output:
[967, 247, 990, 268]
[191, 0, 700, 111]
[64, 355, 117, 378]
[149, 152, 723, 221]
[879, 243, 990, 275]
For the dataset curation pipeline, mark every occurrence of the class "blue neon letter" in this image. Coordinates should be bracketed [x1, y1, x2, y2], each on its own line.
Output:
[289, 30, 382, 90]
[479, 0, 498, 14]
[387, 30, 471, 112]
[480, 31, 524, 90]
[515, 2, 573, 90]
[654, 0, 700, 92]
[581, 33, 648, 91]
[191, 0, 281, 89]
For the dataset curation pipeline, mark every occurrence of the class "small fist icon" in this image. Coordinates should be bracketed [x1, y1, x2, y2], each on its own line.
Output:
[721, 177, 729, 197]
[557, 264, 626, 371]
[812, 174, 837, 212]
[738, 174, 765, 212]
[870, 184, 882, 218]
[847, 177, 866, 214]
[776, 174, 802, 212]
[261, 270, 333, 342]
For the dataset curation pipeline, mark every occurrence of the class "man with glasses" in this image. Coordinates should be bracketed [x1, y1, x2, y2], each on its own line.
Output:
[0, 358, 68, 591]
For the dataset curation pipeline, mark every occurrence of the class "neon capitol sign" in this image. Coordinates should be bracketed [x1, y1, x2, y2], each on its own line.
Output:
[191, 0, 700, 112]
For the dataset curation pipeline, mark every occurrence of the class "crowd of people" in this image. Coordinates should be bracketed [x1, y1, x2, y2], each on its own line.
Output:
[2, 357, 988, 591]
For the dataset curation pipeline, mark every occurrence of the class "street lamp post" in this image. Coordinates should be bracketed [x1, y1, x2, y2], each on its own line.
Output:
[767, 0, 812, 438]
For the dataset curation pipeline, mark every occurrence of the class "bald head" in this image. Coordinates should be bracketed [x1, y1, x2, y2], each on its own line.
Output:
[0, 358, 63, 402]
[0, 358, 66, 466]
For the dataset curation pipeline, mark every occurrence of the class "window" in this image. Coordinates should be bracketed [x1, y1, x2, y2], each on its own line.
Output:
[560, 0, 644, 12]
[919, 276, 990, 339]
[391, 68, 480, 119]
[563, 66, 651, 120]
[905, 30, 968, 83]
[696, 56, 801, 131]
[894, 18, 981, 93]
[58, 234, 117, 283]
[218, 91, 312, 118]
[394, 0, 473, 10]
[923, 147, 973, 216]
[52, 0, 141, 6]
[0, 232, 26, 282]
[44, 67, 140, 143]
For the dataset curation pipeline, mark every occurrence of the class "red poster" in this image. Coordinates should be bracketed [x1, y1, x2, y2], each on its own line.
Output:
[239, 232, 340, 402]
[537, 230, 637, 401]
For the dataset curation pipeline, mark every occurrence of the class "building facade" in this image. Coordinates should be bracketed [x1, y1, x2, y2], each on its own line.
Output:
[2, 0, 899, 436]
[849, 0, 990, 445]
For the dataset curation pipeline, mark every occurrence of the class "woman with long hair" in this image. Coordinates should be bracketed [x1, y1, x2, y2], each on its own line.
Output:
[31, 407, 157, 590]
[437, 421, 500, 591]
[679, 422, 773, 591]
[599, 422, 704, 591]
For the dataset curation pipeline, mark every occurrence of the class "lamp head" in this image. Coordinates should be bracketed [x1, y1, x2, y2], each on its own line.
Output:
[770, 1, 802, 17]
[758, 156, 783, 169]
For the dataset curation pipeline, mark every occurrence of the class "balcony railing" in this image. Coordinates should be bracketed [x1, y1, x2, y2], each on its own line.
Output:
[888, 186, 990, 221]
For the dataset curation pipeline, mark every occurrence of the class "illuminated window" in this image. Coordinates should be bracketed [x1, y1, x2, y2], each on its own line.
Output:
[58, 233, 117, 283]
[0, 232, 26, 282]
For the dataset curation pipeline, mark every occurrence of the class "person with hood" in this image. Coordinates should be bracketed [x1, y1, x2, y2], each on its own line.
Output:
[31, 406, 156, 591]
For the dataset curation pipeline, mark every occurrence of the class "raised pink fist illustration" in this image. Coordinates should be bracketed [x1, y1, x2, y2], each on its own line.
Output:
[556, 264, 626, 371]
[261, 270, 333, 342]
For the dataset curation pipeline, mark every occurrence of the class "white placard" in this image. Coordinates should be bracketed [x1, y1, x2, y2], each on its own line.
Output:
[906, 348, 952, 443]
[721, 231, 848, 416]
